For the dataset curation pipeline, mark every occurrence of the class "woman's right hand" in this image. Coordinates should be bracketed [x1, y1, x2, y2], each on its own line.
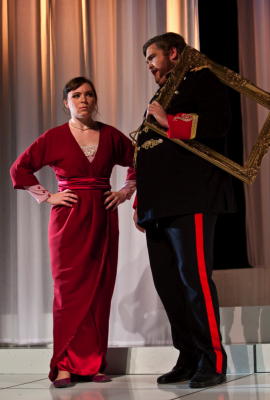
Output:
[46, 189, 78, 207]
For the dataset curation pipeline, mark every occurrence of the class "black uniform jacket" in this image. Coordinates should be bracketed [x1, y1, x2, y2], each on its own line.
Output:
[136, 68, 236, 227]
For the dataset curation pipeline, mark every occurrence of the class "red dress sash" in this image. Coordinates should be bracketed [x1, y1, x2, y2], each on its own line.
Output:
[58, 177, 111, 191]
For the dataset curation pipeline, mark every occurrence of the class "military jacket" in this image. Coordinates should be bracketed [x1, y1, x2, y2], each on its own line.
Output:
[136, 68, 236, 226]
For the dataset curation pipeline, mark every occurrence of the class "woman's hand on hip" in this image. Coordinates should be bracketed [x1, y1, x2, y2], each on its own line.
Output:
[46, 189, 78, 207]
[104, 191, 126, 210]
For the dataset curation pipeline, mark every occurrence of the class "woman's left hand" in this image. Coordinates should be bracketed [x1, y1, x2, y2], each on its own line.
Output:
[104, 190, 126, 210]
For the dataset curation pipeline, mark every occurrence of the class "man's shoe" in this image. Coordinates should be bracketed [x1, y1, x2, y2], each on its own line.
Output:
[189, 370, 226, 388]
[157, 367, 195, 384]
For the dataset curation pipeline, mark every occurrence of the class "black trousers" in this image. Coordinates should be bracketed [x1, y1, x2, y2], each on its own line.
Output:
[146, 213, 226, 374]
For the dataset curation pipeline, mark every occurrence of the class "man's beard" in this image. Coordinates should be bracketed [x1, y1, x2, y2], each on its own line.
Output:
[156, 61, 175, 86]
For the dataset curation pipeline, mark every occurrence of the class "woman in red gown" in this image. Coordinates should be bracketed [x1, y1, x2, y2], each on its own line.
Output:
[10, 77, 135, 387]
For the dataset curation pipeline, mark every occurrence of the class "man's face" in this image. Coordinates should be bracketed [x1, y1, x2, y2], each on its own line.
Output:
[145, 43, 177, 86]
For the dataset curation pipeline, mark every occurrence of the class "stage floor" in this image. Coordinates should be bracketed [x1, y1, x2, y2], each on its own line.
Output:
[0, 373, 270, 400]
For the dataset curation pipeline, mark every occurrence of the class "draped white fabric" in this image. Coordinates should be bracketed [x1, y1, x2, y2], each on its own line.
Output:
[0, 0, 199, 345]
[237, 0, 270, 268]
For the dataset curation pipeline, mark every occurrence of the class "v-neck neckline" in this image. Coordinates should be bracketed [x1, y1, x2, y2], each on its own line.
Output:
[66, 122, 103, 168]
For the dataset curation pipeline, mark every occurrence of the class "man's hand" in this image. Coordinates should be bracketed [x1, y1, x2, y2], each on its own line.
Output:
[147, 101, 169, 128]
[133, 209, 145, 233]
[46, 189, 78, 207]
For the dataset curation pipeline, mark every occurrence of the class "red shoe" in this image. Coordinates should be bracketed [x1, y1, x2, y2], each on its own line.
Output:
[92, 374, 111, 383]
[53, 378, 73, 388]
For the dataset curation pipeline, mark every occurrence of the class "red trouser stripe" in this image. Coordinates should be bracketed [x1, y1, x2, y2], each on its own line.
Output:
[194, 213, 223, 373]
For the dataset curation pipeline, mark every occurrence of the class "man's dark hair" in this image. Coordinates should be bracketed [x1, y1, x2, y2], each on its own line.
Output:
[143, 32, 186, 56]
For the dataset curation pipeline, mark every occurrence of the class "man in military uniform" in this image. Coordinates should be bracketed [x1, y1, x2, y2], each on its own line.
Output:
[134, 32, 235, 388]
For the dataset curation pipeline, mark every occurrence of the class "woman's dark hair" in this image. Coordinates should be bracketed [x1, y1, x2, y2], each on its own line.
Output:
[143, 32, 186, 56]
[63, 76, 98, 103]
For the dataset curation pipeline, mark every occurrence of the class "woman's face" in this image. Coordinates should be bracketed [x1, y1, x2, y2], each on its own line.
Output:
[64, 82, 97, 119]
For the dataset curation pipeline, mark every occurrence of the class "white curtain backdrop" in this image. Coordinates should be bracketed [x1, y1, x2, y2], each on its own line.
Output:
[237, 0, 270, 268]
[0, 0, 199, 345]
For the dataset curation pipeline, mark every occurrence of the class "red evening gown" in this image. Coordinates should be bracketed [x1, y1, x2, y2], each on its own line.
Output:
[10, 122, 135, 381]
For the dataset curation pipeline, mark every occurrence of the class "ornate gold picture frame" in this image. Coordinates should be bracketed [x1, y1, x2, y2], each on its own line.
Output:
[135, 46, 270, 184]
